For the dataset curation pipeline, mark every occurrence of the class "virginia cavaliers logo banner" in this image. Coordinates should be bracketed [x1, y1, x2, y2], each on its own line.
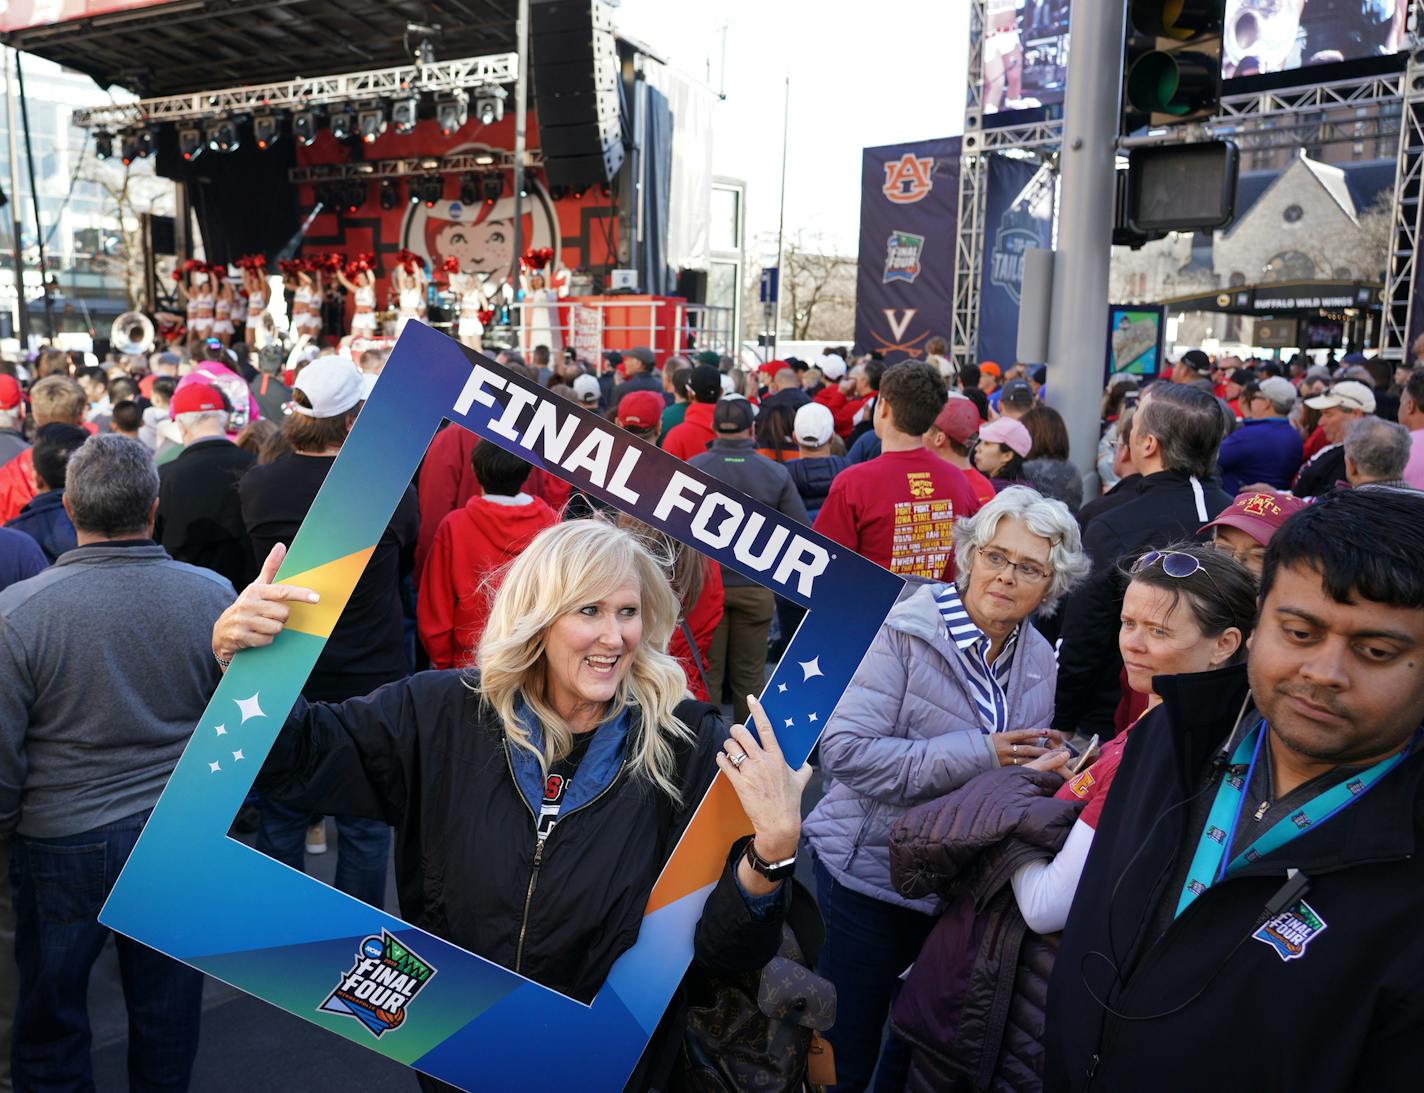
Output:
[854, 137, 960, 362]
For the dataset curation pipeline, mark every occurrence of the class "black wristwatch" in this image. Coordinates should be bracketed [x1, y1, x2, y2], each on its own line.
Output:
[744, 838, 797, 882]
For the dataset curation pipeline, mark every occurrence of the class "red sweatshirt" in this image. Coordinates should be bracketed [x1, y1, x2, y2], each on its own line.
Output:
[417, 493, 560, 669]
[813, 447, 981, 580]
[667, 558, 724, 702]
[0, 449, 36, 524]
[661, 401, 717, 461]
[415, 426, 572, 581]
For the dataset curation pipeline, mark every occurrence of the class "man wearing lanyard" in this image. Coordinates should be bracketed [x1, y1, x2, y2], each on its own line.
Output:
[1045, 487, 1424, 1092]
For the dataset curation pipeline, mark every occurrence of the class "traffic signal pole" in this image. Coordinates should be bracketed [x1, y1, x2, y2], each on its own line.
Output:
[1046, 0, 1128, 490]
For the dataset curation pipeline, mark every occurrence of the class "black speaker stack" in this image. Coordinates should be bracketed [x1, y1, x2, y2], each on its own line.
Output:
[531, 0, 625, 191]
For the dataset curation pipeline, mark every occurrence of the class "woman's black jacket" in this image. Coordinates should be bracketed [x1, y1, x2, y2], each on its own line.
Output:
[254, 670, 785, 1008]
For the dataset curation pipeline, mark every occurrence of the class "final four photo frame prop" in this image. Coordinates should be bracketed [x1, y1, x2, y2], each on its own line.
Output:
[100, 322, 905, 1091]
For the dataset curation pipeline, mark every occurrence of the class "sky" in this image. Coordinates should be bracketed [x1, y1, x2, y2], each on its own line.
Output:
[615, 0, 970, 260]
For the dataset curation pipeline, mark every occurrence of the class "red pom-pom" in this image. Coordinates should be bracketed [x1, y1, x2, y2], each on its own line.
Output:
[477, 308, 495, 325]
[442, 255, 461, 275]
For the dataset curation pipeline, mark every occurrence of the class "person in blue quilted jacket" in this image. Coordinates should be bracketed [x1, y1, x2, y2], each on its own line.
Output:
[802, 487, 1089, 1092]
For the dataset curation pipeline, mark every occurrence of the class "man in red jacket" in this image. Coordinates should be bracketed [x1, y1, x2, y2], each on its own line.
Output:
[660, 364, 722, 460]
[418, 441, 559, 669]
[814, 362, 981, 580]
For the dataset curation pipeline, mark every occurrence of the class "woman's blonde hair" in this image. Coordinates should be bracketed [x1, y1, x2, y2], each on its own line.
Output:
[475, 518, 694, 800]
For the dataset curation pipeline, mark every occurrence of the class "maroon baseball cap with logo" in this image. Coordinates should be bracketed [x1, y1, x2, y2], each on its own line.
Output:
[1201, 489, 1308, 547]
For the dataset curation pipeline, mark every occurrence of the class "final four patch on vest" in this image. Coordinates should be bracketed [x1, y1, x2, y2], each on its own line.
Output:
[1253, 899, 1328, 962]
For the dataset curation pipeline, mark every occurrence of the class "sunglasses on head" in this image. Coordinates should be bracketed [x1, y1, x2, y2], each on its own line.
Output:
[1131, 549, 1227, 595]
[1132, 550, 1202, 578]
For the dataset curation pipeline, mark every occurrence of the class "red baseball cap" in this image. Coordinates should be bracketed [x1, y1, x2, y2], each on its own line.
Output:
[616, 390, 664, 431]
[0, 375, 22, 411]
[1201, 489, 1307, 547]
[170, 382, 226, 415]
[933, 396, 981, 444]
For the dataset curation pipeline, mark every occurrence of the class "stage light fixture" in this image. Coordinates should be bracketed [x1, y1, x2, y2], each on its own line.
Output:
[417, 174, 444, 207]
[549, 184, 568, 201]
[253, 113, 283, 150]
[473, 152, 496, 166]
[481, 169, 504, 204]
[343, 179, 367, 213]
[356, 100, 387, 144]
[120, 128, 155, 165]
[179, 126, 204, 161]
[292, 109, 320, 146]
[328, 106, 355, 142]
[391, 94, 420, 134]
[207, 118, 240, 154]
[474, 93, 505, 126]
[435, 89, 468, 136]
[459, 172, 479, 206]
[379, 179, 400, 210]
[94, 129, 113, 160]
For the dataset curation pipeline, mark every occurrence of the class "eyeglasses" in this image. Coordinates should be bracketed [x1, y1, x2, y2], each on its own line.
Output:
[978, 546, 1050, 584]
[1131, 549, 1224, 596]
[1132, 550, 1203, 578]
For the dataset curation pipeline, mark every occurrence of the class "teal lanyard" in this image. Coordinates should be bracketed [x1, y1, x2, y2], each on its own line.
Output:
[1175, 721, 1418, 919]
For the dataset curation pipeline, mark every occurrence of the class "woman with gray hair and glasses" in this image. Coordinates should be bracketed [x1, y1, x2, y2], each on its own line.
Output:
[801, 486, 1089, 1092]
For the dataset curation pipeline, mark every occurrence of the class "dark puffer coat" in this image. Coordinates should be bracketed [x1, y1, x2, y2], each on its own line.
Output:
[889, 766, 1081, 1092]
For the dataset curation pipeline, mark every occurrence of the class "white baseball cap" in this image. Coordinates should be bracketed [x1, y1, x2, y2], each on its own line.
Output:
[1304, 380, 1375, 414]
[291, 357, 364, 417]
[572, 373, 601, 403]
[817, 354, 847, 381]
[794, 402, 835, 447]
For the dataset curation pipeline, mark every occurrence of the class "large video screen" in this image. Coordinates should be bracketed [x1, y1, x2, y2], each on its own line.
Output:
[1222, 0, 1407, 78]
[982, 0, 1072, 119]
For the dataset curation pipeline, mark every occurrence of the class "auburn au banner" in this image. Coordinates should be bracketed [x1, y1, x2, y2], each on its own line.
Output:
[854, 137, 961, 362]
[976, 154, 1055, 370]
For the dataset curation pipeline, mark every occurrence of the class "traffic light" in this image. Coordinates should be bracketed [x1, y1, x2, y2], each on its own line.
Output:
[1123, 0, 1225, 133]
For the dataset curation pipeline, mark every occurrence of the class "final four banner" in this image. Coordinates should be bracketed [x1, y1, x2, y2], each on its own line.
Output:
[975, 155, 1055, 370]
[854, 136, 961, 362]
[98, 323, 904, 1092]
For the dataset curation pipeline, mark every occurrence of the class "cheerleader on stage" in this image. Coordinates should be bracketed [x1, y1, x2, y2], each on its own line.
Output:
[336, 253, 378, 339]
[284, 260, 323, 342]
[518, 247, 562, 357]
[391, 249, 428, 336]
[176, 260, 214, 351]
[211, 265, 236, 349]
[238, 255, 269, 347]
[446, 256, 492, 350]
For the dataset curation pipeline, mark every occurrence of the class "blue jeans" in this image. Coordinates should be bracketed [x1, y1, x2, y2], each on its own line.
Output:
[11, 812, 203, 1092]
[255, 799, 390, 909]
[813, 855, 935, 1093]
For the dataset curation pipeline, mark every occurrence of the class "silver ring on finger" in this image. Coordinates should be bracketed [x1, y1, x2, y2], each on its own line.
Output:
[730, 750, 748, 769]
[1012, 744, 1019, 756]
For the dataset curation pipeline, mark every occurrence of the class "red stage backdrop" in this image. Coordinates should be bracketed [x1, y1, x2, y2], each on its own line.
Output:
[293, 112, 619, 326]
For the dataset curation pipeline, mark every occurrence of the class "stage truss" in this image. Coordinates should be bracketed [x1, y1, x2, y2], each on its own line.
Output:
[951, 0, 1420, 365]
[288, 148, 543, 184]
[71, 52, 518, 131]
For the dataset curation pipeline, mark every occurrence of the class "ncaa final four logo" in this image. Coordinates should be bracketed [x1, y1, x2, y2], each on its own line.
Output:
[319, 930, 437, 1037]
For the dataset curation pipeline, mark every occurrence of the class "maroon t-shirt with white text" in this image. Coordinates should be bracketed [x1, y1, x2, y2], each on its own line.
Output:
[812, 447, 981, 580]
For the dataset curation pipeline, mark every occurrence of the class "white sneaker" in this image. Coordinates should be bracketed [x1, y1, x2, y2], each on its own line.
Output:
[305, 820, 328, 855]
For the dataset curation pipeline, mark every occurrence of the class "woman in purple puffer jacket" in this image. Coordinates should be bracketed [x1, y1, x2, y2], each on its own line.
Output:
[801, 488, 1089, 1092]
